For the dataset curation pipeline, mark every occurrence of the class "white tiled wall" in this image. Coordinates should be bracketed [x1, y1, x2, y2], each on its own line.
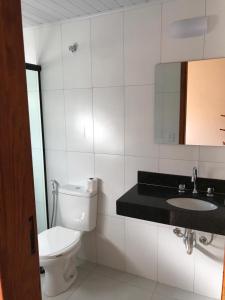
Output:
[23, 1, 225, 298]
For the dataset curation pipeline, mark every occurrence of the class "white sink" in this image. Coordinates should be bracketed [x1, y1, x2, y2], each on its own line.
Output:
[167, 198, 217, 211]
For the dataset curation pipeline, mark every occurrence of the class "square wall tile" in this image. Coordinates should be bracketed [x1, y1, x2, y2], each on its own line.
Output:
[125, 85, 159, 157]
[161, 0, 205, 62]
[45, 150, 68, 220]
[124, 4, 161, 85]
[67, 152, 94, 184]
[159, 145, 199, 161]
[194, 232, 224, 299]
[93, 87, 124, 155]
[159, 159, 198, 176]
[205, 0, 225, 58]
[198, 161, 225, 180]
[35, 24, 63, 90]
[42, 90, 66, 151]
[91, 12, 123, 87]
[62, 19, 92, 89]
[125, 156, 158, 191]
[65, 89, 93, 152]
[199, 146, 225, 163]
[23, 27, 37, 64]
[95, 154, 124, 216]
[96, 215, 125, 271]
[125, 218, 157, 280]
[158, 225, 195, 292]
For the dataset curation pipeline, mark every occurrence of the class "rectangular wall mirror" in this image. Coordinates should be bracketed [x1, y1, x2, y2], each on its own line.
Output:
[154, 58, 225, 146]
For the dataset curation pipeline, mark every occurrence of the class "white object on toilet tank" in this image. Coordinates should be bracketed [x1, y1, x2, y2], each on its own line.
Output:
[87, 177, 98, 194]
[57, 184, 97, 232]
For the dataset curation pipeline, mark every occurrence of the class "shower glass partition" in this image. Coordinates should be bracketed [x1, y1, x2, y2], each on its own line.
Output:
[26, 63, 49, 233]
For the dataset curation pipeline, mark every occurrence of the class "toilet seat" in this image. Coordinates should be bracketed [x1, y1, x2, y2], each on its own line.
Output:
[38, 226, 81, 259]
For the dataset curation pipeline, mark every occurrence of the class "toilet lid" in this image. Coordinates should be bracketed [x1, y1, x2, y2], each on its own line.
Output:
[38, 226, 81, 258]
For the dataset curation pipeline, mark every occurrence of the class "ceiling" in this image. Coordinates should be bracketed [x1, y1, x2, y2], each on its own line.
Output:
[21, 0, 156, 27]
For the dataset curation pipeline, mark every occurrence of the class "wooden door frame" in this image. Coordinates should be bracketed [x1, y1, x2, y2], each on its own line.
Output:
[0, 1, 41, 299]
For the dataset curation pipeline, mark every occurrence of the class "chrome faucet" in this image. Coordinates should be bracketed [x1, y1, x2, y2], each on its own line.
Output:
[191, 167, 198, 195]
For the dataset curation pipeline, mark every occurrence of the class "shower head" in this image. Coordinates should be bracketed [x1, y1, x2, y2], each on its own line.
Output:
[69, 42, 79, 53]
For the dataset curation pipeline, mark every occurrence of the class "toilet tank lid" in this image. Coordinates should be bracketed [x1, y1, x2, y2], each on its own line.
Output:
[58, 184, 97, 197]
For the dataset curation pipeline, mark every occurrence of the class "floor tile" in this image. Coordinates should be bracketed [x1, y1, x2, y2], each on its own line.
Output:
[68, 273, 151, 300]
[41, 264, 217, 300]
[154, 283, 216, 300]
[94, 264, 137, 282]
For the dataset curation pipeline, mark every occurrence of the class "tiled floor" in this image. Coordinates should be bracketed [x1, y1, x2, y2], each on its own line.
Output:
[41, 260, 216, 300]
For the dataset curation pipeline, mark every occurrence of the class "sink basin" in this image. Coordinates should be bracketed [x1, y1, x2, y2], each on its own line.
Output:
[167, 198, 217, 211]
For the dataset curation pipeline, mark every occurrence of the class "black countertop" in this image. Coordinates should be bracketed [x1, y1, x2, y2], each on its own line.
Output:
[116, 172, 225, 235]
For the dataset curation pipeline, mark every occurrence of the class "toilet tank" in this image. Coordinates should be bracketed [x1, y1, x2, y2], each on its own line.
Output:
[56, 184, 97, 232]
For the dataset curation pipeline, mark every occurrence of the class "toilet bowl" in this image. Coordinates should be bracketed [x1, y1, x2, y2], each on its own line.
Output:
[38, 226, 82, 297]
[39, 183, 98, 297]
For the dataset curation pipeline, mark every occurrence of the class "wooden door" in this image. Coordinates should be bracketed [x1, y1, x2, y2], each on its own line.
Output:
[222, 251, 225, 300]
[0, 1, 42, 299]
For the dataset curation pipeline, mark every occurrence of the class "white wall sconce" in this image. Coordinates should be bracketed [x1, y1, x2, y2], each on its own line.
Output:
[169, 16, 208, 38]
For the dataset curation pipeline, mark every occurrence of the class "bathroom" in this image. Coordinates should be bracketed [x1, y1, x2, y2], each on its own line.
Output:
[1, 0, 225, 300]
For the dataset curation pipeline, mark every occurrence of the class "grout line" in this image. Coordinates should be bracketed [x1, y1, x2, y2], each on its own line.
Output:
[41, 83, 155, 92]
[202, 0, 207, 59]
[160, 3, 163, 63]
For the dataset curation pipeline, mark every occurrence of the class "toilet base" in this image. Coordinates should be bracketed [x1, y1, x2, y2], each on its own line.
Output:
[41, 249, 80, 297]
[43, 267, 77, 297]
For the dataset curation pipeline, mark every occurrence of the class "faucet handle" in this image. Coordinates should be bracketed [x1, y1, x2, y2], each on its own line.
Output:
[207, 187, 214, 197]
[178, 184, 186, 193]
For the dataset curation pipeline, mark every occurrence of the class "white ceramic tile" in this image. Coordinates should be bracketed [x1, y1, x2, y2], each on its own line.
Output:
[62, 19, 92, 89]
[96, 215, 125, 271]
[125, 218, 157, 280]
[161, 0, 205, 62]
[124, 4, 161, 85]
[95, 154, 124, 216]
[78, 230, 97, 263]
[159, 145, 199, 161]
[93, 87, 124, 155]
[69, 273, 151, 300]
[65, 89, 93, 152]
[125, 85, 158, 157]
[35, 24, 63, 90]
[205, 0, 225, 58]
[94, 263, 156, 293]
[42, 90, 66, 151]
[94, 264, 137, 283]
[158, 226, 195, 292]
[23, 27, 37, 64]
[198, 161, 225, 180]
[199, 146, 225, 163]
[159, 159, 199, 176]
[67, 152, 94, 184]
[45, 150, 68, 221]
[154, 283, 215, 300]
[194, 233, 224, 299]
[125, 155, 158, 191]
[91, 12, 123, 87]
[45, 150, 68, 185]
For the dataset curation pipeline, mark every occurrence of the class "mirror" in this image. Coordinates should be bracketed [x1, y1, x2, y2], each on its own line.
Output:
[154, 58, 225, 146]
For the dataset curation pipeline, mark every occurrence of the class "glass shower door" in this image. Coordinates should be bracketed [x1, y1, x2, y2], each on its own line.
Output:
[26, 65, 48, 233]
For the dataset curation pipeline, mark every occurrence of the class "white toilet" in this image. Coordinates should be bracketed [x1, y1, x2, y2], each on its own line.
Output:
[38, 184, 97, 297]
